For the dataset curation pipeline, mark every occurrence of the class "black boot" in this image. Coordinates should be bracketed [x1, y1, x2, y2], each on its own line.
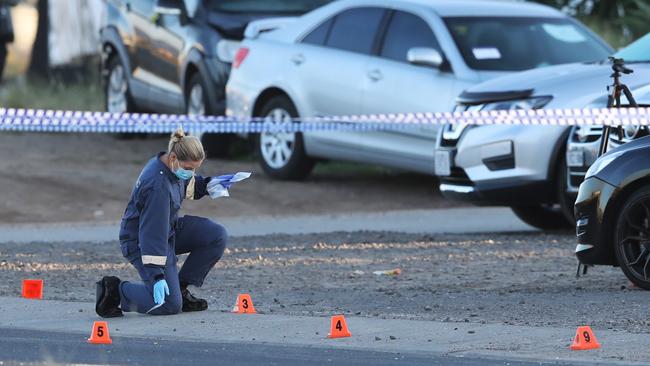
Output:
[181, 287, 208, 312]
[95, 276, 123, 318]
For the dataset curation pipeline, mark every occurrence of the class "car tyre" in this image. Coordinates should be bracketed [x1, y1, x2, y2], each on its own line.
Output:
[185, 73, 232, 158]
[614, 186, 650, 290]
[255, 95, 314, 180]
[104, 56, 137, 140]
[511, 204, 573, 230]
[557, 153, 576, 225]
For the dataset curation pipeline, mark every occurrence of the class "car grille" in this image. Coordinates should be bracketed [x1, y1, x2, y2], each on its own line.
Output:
[439, 104, 478, 148]
[439, 167, 472, 186]
[569, 166, 589, 189]
[571, 125, 602, 143]
[571, 125, 648, 144]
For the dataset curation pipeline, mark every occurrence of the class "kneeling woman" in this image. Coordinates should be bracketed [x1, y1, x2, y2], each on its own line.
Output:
[96, 127, 228, 317]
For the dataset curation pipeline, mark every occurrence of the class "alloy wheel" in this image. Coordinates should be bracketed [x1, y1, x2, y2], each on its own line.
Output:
[107, 64, 127, 113]
[187, 83, 205, 116]
[260, 108, 295, 169]
[618, 198, 650, 283]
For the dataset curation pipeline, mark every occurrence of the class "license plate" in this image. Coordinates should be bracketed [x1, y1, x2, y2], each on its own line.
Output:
[435, 150, 452, 176]
[567, 149, 585, 168]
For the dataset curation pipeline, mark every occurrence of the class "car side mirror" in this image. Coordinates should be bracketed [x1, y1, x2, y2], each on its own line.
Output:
[407, 47, 444, 69]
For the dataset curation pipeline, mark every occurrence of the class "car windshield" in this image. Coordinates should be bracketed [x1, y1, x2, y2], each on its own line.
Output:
[444, 17, 611, 71]
[614, 33, 650, 63]
[204, 0, 332, 14]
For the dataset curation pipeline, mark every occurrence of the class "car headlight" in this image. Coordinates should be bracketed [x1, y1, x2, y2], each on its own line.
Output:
[585, 151, 624, 179]
[216, 39, 241, 63]
[480, 96, 553, 111]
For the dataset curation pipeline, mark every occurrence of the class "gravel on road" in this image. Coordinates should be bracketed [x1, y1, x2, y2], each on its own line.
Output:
[0, 231, 644, 333]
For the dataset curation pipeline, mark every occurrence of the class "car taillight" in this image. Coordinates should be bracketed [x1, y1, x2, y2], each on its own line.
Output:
[233, 47, 249, 69]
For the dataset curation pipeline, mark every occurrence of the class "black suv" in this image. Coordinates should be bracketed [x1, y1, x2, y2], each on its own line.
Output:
[100, 0, 330, 156]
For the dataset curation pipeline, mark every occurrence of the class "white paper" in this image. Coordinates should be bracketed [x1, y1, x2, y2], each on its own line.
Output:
[207, 172, 251, 199]
[207, 181, 230, 199]
[230, 172, 252, 183]
[472, 47, 501, 60]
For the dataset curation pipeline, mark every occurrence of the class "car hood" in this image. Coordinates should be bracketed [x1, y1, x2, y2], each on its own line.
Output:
[461, 62, 650, 107]
[207, 12, 288, 39]
[608, 134, 650, 155]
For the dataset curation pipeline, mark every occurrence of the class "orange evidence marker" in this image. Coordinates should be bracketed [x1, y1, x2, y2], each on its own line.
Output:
[570, 326, 600, 350]
[328, 315, 351, 339]
[22, 279, 43, 300]
[232, 294, 256, 314]
[88, 321, 113, 344]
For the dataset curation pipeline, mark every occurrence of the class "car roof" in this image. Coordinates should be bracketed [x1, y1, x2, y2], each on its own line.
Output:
[332, 0, 563, 18]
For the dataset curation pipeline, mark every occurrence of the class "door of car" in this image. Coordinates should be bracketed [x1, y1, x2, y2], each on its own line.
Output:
[126, 1, 159, 90]
[145, 3, 186, 111]
[126, 0, 185, 112]
[289, 7, 387, 159]
[358, 10, 459, 174]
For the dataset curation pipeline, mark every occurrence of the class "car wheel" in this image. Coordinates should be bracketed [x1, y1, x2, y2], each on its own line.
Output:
[105, 56, 135, 114]
[255, 95, 314, 180]
[511, 204, 573, 230]
[105, 56, 138, 139]
[557, 153, 576, 225]
[185, 73, 232, 158]
[614, 186, 650, 290]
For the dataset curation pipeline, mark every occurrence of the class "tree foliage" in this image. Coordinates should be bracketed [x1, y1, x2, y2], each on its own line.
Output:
[533, 0, 650, 47]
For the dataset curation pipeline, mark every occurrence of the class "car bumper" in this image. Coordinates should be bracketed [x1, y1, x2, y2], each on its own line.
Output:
[566, 140, 601, 194]
[574, 176, 618, 265]
[226, 70, 259, 117]
[437, 124, 567, 201]
[435, 125, 566, 206]
[202, 57, 232, 114]
[225, 76, 259, 138]
[566, 132, 625, 194]
[439, 178, 554, 206]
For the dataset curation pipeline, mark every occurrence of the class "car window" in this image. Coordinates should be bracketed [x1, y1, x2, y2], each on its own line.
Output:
[205, 0, 333, 14]
[326, 7, 385, 55]
[184, 0, 200, 17]
[444, 17, 612, 71]
[132, 0, 155, 15]
[380, 11, 441, 63]
[302, 18, 333, 46]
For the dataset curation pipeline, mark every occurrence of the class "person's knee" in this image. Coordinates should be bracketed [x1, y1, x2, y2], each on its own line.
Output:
[159, 293, 182, 315]
[207, 220, 228, 256]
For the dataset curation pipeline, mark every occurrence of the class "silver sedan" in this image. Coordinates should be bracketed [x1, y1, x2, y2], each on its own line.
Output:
[227, 0, 586, 180]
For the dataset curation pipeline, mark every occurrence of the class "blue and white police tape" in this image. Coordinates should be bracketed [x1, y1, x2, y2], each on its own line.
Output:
[2, 107, 650, 134]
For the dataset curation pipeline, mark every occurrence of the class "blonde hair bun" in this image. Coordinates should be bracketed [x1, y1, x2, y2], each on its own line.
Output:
[170, 126, 186, 144]
[168, 125, 205, 162]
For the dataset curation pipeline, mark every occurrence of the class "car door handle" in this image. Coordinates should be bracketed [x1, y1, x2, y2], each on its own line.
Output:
[367, 69, 383, 81]
[291, 54, 305, 65]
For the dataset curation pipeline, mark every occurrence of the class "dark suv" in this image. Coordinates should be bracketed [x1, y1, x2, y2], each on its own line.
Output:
[100, 0, 331, 156]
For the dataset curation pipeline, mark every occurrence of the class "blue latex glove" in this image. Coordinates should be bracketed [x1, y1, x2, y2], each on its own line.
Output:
[216, 174, 235, 189]
[153, 279, 169, 305]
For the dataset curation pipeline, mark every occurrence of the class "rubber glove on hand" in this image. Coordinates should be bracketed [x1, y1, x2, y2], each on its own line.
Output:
[153, 279, 169, 305]
[216, 174, 235, 189]
[206, 172, 251, 199]
[207, 175, 233, 198]
[216, 174, 235, 181]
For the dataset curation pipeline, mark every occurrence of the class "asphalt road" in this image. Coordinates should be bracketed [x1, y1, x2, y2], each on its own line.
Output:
[0, 328, 598, 366]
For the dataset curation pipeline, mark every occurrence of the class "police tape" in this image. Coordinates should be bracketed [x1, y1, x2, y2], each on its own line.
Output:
[2, 107, 650, 134]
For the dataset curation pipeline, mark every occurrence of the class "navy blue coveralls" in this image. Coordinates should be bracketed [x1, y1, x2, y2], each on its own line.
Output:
[118, 152, 227, 315]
